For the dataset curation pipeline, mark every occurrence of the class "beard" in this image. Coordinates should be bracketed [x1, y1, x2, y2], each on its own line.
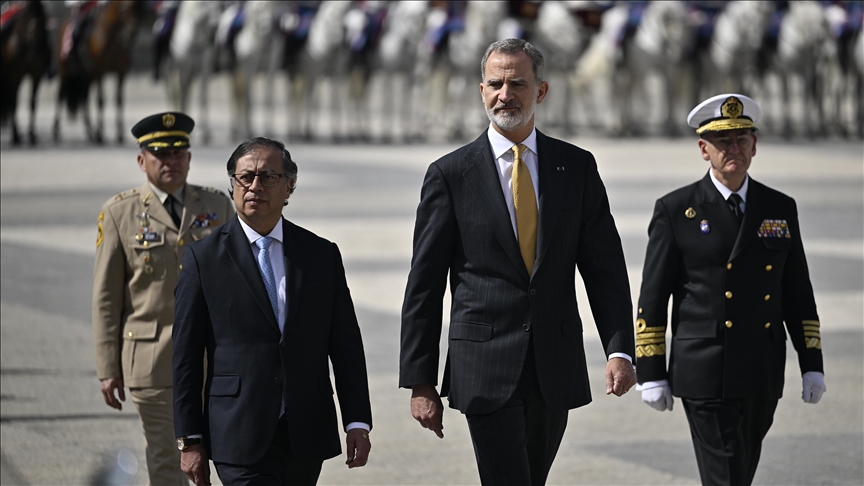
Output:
[484, 92, 537, 132]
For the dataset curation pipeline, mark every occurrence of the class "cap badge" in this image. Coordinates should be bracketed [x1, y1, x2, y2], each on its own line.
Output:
[720, 96, 743, 119]
[162, 114, 176, 128]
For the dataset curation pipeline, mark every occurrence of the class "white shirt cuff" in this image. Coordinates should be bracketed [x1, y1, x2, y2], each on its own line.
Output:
[608, 352, 633, 364]
[345, 422, 370, 432]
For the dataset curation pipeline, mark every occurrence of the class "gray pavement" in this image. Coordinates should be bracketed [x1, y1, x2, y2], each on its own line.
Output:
[1, 73, 862, 485]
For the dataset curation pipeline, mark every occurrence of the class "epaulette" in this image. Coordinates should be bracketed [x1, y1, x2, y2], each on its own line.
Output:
[105, 188, 140, 206]
[191, 184, 229, 198]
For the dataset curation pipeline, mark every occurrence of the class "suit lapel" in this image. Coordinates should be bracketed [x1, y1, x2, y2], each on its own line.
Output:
[223, 216, 280, 333]
[461, 133, 527, 280]
[696, 174, 739, 247]
[139, 182, 176, 232]
[178, 185, 204, 239]
[534, 131, 562, 275]
[730, 178, 763, 260]
[281, 219, 302, 341]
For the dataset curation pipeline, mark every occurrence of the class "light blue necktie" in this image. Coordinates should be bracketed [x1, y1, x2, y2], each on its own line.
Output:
[255, 237, 279, 321]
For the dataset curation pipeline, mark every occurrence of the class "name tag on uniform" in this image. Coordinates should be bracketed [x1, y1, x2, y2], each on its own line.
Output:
[757, 219, 790, 238]
[135, 231, 161, 242]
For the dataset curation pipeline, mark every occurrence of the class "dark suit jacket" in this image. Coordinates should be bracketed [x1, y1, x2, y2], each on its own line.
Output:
[636, 173, 824, 399]
[399, 130, 635, 415]
[173, 216, 372, 465]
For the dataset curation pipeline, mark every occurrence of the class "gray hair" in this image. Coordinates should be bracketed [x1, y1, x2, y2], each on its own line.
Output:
[480, 38, 545, 84]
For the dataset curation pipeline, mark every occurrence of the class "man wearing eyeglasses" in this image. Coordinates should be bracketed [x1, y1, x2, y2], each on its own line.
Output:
[92, 112, 234, 485]
[172, 137, 372, 485]
[635, 94, 826, 485]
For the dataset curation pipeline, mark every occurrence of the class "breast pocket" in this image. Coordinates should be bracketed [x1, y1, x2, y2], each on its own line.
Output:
[132, 234, 167, 280]
[762, 238, 791, 251]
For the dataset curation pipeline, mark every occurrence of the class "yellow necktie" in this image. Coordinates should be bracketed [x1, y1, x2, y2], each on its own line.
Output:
[512, 143, 537, 274]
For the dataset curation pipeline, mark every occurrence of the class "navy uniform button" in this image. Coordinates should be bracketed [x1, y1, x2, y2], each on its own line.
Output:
[727, 262, 733, 270]
[765, 264, 773, 271]
[764, 322, 771, 329]
[523, 324, 530, 332]
[764, 294, 771, 301]
[725, 291, 733, 299]
[529, 289, 536, 296]
[725, 320, 733, 328]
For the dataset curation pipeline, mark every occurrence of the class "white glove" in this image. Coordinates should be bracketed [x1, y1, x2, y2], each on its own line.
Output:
[802, 371, 826, 404]
[638, 382, 673, 411]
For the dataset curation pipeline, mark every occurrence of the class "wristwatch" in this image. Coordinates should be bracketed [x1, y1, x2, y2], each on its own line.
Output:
[176, 437, 203, 451]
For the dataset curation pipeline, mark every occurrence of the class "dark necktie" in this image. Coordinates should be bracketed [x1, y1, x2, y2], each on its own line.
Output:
[164, 195, 181, 228]
[727, 193, 744, 223]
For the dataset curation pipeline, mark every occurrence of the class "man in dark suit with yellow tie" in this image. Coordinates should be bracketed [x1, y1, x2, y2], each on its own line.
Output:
[400, 39, 636, 485]
[635, 94, 827, 485]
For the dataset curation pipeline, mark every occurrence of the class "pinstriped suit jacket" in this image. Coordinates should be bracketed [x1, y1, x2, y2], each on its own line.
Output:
[400, 130, 635, 415]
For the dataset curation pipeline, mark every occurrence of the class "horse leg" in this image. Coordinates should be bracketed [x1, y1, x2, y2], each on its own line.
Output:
[28, 77, 41, 145]
[92, 77, 104, 144]
[200, 49, 213, 144]
[116, 72, 126, 144]
[53, 79, 65, 143]
[10, 83, 22, 146]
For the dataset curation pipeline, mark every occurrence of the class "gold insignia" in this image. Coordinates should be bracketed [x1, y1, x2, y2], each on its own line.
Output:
[97, 211, 104, 223]
[96, 223, 104, 247]
[685, 207, 696, 219]
[802, 320, 821, 349]
[162, 113, 176, 128]
[636, 343, 666, 358]
[721, 96, 743, 119]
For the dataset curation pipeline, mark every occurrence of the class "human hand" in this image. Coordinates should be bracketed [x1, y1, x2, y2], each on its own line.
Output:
[410, 384, 444, 438]
[640, 384, 674, 411]
[802, 371, 826, 404]
[345, 428, 371, 468]
[605, 357, 636, 396]
[100, 378, 125, 410]
[181, 445, 210, 486]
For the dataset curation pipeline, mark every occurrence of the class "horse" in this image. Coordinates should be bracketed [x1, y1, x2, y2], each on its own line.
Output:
[438, 0, 507, 141]
[769, 1, 832, 138]
[376, 0, 428, 143]
[530, 1, 594, 136]
[823, 1, 863, 138]
[52, 0, 149, 144]
[0, 0, 52, 145]
[694, 1, 773, 106]
[614, 1, 692, 137]
[155, 1, 222, 143]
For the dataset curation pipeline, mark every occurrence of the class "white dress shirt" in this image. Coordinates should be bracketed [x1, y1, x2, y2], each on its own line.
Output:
[238, 218, 286, 332]
[148, 182, 185, 207]
[486, 125, 632, 365]
[710, 170, 749, 213]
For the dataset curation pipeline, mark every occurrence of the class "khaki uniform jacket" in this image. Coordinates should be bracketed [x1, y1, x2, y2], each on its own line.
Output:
[93, 181, 234, 388]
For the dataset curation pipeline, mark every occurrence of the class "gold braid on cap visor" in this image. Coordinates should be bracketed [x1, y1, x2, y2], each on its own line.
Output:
[696, 117, 755, 134]
[137, 130, 190, 144]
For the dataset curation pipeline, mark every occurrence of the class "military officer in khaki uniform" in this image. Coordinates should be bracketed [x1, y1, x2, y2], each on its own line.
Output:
[635, 94, 826, 486]
[92, 112, 234, 485]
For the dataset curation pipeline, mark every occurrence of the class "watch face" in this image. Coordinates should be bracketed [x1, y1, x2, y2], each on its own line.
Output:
[176, 438, 185, 450]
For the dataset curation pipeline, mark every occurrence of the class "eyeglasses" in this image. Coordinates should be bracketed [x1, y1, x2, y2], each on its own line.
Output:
[231, 172, 286, 188]
[704, 134, 754, 152]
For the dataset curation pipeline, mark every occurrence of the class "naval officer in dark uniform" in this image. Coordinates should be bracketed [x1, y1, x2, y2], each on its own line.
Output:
[634, 94, 826, 486]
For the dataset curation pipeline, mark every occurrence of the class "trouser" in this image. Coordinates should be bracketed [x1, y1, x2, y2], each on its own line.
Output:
[215, 415, 323, 486]
[464, 345, 568, 486]
[682, 396, 779, 486]
[129, 387, 189, 486]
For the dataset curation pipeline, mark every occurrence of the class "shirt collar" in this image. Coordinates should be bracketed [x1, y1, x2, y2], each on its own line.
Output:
[487, 124, 538, 160]
[709, 170, 748, 202]
[238, 217, 284, 245]
[148, 182, 185, 205]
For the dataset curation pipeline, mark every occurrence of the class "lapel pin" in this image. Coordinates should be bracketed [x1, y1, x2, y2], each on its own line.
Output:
[685, 207, 696, 219]
[700, 220, 710, 234]
[556, 166, 565, 171]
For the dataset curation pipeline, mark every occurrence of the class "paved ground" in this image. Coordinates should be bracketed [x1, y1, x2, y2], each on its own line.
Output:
[1, 74, 862, 485]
